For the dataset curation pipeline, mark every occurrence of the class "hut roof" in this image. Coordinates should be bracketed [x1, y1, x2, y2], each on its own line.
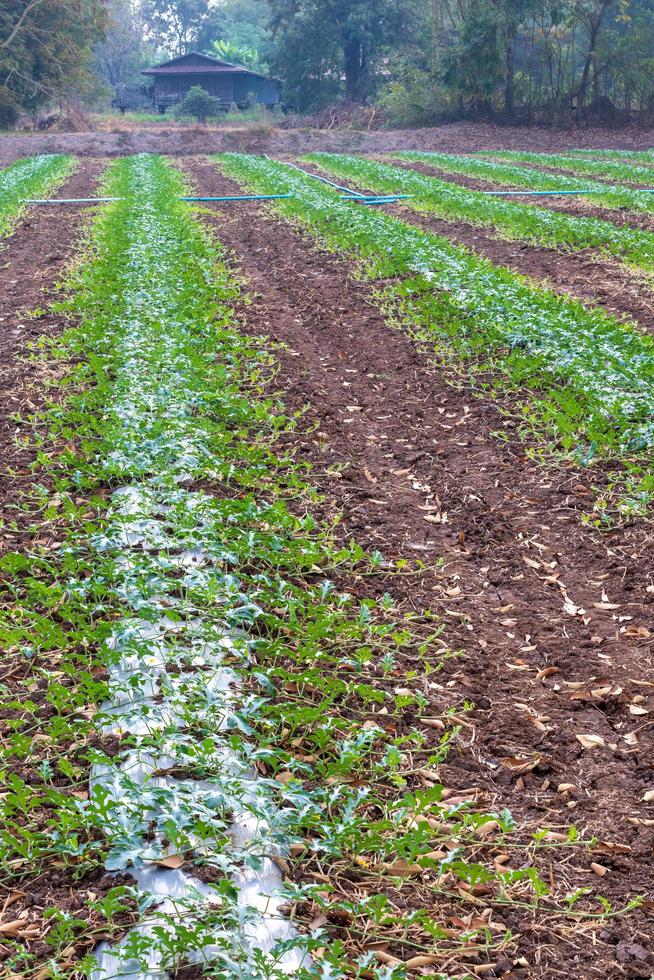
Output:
[142, 51, 269, 80]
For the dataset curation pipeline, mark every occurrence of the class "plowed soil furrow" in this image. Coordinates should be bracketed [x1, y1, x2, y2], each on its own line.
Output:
[0, 159, 106, 544]
[384, 155, 654, 234]
[182, 156, 654, 976]
[297, 158, 654, 333]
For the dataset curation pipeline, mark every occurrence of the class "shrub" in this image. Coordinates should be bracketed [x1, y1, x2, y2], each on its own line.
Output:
[376, 67, 448, 127]
[173, 85, 220, 122]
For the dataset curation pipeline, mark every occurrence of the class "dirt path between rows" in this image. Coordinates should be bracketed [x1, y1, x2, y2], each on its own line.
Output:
[182, 156, 654, 978]
[383, 155, 654, 234]
[297, 157, 654, 334]
[0, 159, 106, 546]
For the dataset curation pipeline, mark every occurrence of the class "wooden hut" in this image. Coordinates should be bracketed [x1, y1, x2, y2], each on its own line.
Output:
[141, 51, 281, 113]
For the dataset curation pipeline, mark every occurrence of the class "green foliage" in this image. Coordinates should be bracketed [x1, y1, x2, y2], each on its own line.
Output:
[210, 38, 265, 71]
[306, 151, 654, 273]
[374, 0, 654, 125]
[0, 87, 19, 127]
[196, 0, 276, 63]
[267, 0, 417, 108]
[140, 0, 212, 53]
[441, 0, 503, 110]
[376, 62, 452, 128]
[0, 0, 107, 115]
[173, 83, 221, 120]
[0, 154, 74, 235]
[94, 0, 156, 91]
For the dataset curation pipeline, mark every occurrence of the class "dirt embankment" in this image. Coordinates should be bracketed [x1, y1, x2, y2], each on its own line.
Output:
[2, 120, 654, 165]
[181, 155, 654, 979]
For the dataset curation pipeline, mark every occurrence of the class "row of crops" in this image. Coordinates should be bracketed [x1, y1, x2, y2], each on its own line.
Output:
[392, 150, 654, 215]
[0, 154, 74, 235]
[1, 148, 653, 976]
[479, 150, 654, 187]
[1, 154, 545, 978]
[218, 152, 654, 511]
[303, 151, 654, 273]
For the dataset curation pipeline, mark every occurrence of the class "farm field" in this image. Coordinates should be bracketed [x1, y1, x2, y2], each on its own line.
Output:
[388, 151, 654, 221]
[479, 150, 654, 188]
[1, 149, 654, 980]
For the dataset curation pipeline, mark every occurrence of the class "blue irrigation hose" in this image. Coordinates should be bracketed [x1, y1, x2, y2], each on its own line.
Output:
[340, 193, 415, 202]
[23, 197, 124, 203]
[483, 188, 654, 196]
[263, 156, 411, 204]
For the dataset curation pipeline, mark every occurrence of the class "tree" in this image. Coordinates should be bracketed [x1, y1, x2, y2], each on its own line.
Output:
[195, 0, 276, 63]
[210, 38, 265, 70]
[0, 0, 107, 113]
[94, 0, 150, 90]
[268, 0, 417, 108]
[141, 0, 212, 54]
[442, 0, 504, 112]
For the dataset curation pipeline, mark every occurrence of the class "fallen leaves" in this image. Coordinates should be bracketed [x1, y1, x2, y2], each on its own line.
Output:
[576, 733, 605, 750]
[501, 754, 542, 775]
[151, 854, 184, 869]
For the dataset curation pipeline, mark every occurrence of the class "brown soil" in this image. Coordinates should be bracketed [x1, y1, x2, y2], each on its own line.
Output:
[0, 160, 137, 970]
[0, 160, 106, 546]
[180, 156, 654, 977]
[385, 155, 654, 234]
[3, 120, 654, 166]
[299, 157, 654, 333]
[0, 872, 137, 972]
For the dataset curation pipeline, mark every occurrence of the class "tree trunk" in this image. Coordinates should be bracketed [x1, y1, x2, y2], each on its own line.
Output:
[343, 34, 365, 102]
[504, 37, 515, 117]
[575, 0, 611, 115]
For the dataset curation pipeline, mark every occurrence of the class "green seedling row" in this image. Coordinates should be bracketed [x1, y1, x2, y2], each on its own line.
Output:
[393, 149, 654, 216]
[0, 153, 536, 977]
[0, 154, 75, 236]
[305, 151, 654, 275]
[217, 152, 654, 509]
[479, 150, 654, 196]
[568, 149, 654, 163]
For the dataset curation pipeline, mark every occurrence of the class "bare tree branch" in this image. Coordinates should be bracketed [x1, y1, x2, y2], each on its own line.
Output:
[1, 0, 50, 50]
